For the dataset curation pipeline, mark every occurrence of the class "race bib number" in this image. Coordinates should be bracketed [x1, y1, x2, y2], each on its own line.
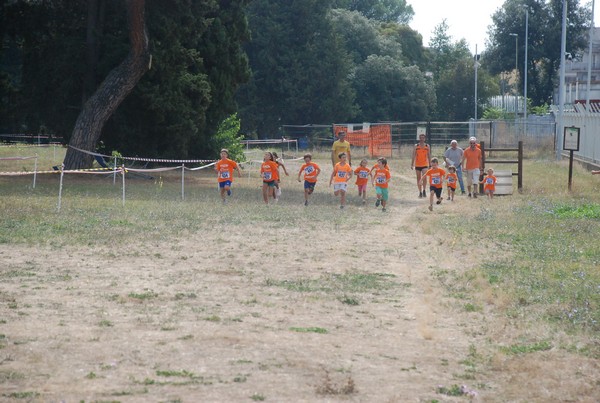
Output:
[263, 172, 272, 180]
[359, 171, 369, 178]
[486, 178, 493, 184]
[376, 176, 386, 184]
[220, 171, 230, 179]
[304, 166, 314, 175]
[448, 177, 455, 183]
[432, 176, 441, 185]
[338, 171, 346, 178]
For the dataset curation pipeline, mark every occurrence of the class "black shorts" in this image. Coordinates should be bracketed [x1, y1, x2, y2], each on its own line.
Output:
[415, 166, 428, 172]
[429, 186, 442, 197]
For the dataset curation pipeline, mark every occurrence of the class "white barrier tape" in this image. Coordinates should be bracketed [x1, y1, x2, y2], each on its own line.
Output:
[0, 143, 62, 148]
[0, 167, 118, 176]
[0, 156, 38, 161]
[186, 161, 217, 171]
[69, 145, 215, 164]
[125, 166, 181, 173]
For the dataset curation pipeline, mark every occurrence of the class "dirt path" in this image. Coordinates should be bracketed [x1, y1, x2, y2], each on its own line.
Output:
[1, 167, 597, 402]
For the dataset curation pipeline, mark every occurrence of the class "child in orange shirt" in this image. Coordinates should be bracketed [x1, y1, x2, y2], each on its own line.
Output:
[372, 157, 391, 212]
[329, 152, 353, 209]
[354, 159, 371, 204]
[260, 152, 280, 205]
[214, 148, 242, 203]
[446, 165, 458, 201]
[297, 153, 321, 206]
[480, 168, 497, 199]
[421, 158, 446, 211]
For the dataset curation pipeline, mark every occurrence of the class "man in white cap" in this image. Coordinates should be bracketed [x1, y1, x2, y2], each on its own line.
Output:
[444, 140, 465, 195]
[461, 136, 482, 198]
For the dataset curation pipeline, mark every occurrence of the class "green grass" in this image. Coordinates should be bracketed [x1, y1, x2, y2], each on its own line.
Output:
[289, 326, 328, 334]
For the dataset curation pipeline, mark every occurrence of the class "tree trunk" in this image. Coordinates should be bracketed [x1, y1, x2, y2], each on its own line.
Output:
[64, 0, 150, 169]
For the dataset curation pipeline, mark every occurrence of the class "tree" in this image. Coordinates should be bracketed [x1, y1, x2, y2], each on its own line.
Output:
[332, 0, 414, 23]
[485, 0, 590, 106]
[352, 55, 435, 121]
[238, 0, 356, 136]
[63, 0, 150, 169]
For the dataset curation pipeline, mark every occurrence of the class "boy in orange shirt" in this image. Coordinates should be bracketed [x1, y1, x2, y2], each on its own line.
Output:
[446, 165, 458, 201]
[421, 158, 446, 211]
[214, 149, 242, 203]
[297, 153, 321, 206]
[260, 152, 280, 205]
[329, 152, 353, 209]
[480, 168, 497, 199]
[372, 157, 391, 212]
[354, 159, 371, 204]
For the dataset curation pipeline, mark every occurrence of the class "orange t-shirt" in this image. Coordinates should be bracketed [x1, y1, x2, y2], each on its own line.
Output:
[463, 146, 482, 170]
[333, 162, 352, 183]
[260, 161, 280, 182]
[424, 167, 446, 188]
[414, 143, 430, 167]
[354, 166, 371, 186]
[483, 175, 497, 191]
[215, 158, 238, 183]
[446, 172, 458, 189]
[299, 162, 320, 183]
[373, 168, 391, 188]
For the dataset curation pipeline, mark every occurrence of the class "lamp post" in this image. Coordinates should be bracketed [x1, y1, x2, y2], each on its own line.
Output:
[509, 33, 519, 118]
[524, 8, 528, 129]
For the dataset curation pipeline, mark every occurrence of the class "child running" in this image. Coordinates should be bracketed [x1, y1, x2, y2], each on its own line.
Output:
[372, 157, 391, 212]
[297, 153, 321, 206]
[480, 168, 497, 199]
[354, 159, 371, 204]
[214, 148, 242, 204]
[421, 158, 446, 211]
[272, 152, 289, 201]
[260, 152, 280, 205]
[329, 152, 353, 209]
[446, 165, 458, 201]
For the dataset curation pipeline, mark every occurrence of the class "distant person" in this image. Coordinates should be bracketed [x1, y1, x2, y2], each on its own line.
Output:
[372, 157, 391, 212]
[297, 153, 321, 206]
[480, 168, 497, 199]
[446, 165, 458, 201]
[214, 149, 242, 204]
[461, 137, 483, 198]
[332, 131, 351, 167]
[260, 152, 280, 205]
[271, 152, 289, 200]
[354, 159, 371, 204]
[421, 158, 445, 211]
[410, 133, 431, 198]
[329, 152, 353, 209]
[444, 140, 465, 194]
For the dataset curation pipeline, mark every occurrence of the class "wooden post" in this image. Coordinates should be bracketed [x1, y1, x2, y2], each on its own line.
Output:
[568, 149, 574, 192]
[518, 141, 523, 192]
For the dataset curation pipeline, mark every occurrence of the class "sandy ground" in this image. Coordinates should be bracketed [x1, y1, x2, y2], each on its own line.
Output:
[1, 164, 599, 402]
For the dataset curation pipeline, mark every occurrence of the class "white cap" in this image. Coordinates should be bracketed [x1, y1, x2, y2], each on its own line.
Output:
[469, 136, 477, 142]
[451, 139, 458, 144]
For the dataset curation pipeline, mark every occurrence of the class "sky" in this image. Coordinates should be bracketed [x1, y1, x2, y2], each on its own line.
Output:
[409, 0, 600, 54]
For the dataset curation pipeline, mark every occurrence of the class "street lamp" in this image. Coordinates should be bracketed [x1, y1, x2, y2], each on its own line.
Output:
[524, 8, 528, 125]
[509, 33, 519, 117]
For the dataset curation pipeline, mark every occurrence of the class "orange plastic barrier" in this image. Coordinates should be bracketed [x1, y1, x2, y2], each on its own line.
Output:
[333, 124, 392, 158]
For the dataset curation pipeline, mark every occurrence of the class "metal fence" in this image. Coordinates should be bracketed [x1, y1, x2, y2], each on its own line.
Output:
[553, 104, 600, 166]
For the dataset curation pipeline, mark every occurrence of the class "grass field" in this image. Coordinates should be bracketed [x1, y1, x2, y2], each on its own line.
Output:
[1, 144, 600, 401]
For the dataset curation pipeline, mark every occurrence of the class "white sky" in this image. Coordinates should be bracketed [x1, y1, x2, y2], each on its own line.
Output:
[409, 0, 600, 54]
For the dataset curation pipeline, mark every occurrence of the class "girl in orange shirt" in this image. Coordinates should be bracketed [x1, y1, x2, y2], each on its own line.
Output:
[480, 168, 497, 199]
[260, 152, 280, 204]
[446, 165, 458, 201]
[214, 148, 242, 204]
[372, 157, 391, 212]
[329, 152, 353, 209]
[410, 133, 431, 198]
[354, 159, 371, 204]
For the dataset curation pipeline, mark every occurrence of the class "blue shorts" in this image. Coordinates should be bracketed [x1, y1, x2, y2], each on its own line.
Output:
[304, 181, 316, 190]
[375, 187, 389, 201]
[263, 180, 276, 187]
[219, 180, 232, 188]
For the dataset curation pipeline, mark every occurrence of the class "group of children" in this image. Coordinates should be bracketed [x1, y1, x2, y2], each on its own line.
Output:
[214, 148, 497, 210]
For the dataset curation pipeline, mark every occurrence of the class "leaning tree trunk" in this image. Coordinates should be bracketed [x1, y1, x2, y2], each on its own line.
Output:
[63, 0, 150, 169]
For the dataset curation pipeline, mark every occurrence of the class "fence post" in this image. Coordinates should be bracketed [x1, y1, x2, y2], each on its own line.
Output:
[479, 141, 485, 194]
[518, 140, 523, 192]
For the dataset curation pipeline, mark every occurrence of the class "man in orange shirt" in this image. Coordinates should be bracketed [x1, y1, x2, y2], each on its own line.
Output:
[215, 149, 242, 203]
[421, 158, 446, 211]
[461, 137, 483, 198]
[329, 152, 353, 209]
